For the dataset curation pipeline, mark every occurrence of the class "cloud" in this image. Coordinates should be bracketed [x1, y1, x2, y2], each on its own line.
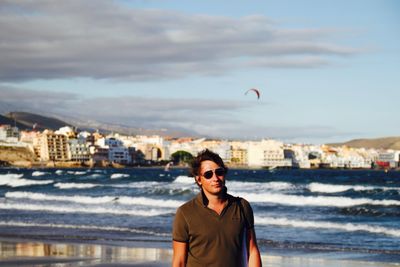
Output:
[0, 86, 350, 142]
[0, 0, 360, 82]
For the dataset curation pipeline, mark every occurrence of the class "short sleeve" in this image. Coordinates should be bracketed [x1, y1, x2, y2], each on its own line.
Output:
[240, 198, 254, 229]
[172, 207, 189, 242]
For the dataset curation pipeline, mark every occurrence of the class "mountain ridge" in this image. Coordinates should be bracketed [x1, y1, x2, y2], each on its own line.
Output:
[2, 111, 195, 138]
[328, 137, 400, 150]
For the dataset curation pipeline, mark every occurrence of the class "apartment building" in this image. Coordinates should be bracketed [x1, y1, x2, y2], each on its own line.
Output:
[0, 125, 19, 143]
[38, 130, 69, 161]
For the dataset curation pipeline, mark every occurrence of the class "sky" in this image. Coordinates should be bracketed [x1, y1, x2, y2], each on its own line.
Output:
[0, 0, 399, 144]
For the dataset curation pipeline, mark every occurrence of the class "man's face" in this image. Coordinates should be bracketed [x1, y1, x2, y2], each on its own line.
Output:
[196, 160, 225, 196]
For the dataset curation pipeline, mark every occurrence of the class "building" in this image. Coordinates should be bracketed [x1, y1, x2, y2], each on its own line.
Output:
[68, 136, 90, 162]
[229, 141, 248, 166]
[376, 151, 400, 168]
[247, 139, 291, 168]
[38, 130, 69, 161]
[97, 137, 132, 164]
[0, 125, 19, 143]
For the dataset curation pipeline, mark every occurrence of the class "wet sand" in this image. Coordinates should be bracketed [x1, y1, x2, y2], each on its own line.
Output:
[0, 238, 398, 267]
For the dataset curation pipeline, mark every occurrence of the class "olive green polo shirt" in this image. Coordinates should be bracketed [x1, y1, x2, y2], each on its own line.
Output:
[173, 191, 254, 267]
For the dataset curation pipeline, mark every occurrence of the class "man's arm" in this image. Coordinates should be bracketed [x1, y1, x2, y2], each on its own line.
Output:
[172, 240, 188, 267]
[247, 228, 262, 267]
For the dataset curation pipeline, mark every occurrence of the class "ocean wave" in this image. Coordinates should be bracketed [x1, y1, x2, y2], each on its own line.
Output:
[228, 181, 295, 192]
[116, 196, 183, 208]
[173, 176, 194, 184]
[32, 171, 48, 177]
[0, 202, 171, 217]
[0, 174, 53, 187]
[112, 181, 164, 188]
[5, 191, 184, 208]
[0, 221, 170, 237]
[110, 173, 130, 179]
[67, 171, 87, 175]
[54, 182, 99, 189]
[6, 191, 115, 204]
[256, 216, 400, 237]
[233, 192, 400, 207]
[308, 182, 400, 193]
[55, 170, 63, 175]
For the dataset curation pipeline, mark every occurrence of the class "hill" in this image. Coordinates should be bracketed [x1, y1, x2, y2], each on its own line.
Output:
[4, 112, 72, 131]
[0, 114, 31, 130]
[2, 111, 195, 137]
[329, 137, 400, 150]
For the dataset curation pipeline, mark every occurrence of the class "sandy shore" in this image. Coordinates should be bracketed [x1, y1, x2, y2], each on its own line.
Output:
[0, 238, 399, 267]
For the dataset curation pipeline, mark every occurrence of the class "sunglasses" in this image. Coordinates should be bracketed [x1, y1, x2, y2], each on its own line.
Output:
[202, 167, 226, 179]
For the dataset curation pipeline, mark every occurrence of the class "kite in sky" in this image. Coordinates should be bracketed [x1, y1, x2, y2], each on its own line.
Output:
[245, 88, 260, 99]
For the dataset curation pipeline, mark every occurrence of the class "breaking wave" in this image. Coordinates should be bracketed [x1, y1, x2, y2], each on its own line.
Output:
[256, 216, 400, 237]
[5, 191, 184, 208]
[54, 182, 99, 189]
[0, 202, 171, 217]
[0, 221, 170, 237]
[110, 173, 130, 179]
[0, 174, 53, 187]
[309, 182, 400, 193]
[32, 171, 48, 177]
[234, 192, 400, 207]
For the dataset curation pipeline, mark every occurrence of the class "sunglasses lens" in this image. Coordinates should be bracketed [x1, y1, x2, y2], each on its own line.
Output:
[203, 170, 213, 179]
[215, 168, 225, 176]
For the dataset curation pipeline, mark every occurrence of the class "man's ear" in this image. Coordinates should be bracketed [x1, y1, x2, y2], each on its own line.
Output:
[195, 176, 202, 186]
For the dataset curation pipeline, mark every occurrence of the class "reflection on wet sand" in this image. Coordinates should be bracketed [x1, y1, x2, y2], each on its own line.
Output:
[0, 240, 172, 266]
[0, 240, 398, 267]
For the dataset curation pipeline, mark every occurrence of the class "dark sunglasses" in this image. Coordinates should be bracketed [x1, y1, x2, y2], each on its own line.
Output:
[202, 167, 226, 179]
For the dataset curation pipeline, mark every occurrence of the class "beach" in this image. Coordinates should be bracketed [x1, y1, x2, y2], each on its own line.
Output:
[0, 168, 399, 266]
[1, 237, 399, 267]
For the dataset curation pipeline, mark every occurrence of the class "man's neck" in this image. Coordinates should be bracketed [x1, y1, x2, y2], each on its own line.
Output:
[202, 189, 227, 206]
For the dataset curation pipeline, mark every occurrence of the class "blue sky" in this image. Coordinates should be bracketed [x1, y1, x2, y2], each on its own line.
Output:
[0, 0, 399, 144]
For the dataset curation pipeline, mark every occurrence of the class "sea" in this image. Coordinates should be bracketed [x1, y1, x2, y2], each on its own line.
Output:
[0, 167, 399, 263]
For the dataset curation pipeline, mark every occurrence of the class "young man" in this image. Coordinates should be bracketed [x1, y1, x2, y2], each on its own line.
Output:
[172, 149, 262, 267]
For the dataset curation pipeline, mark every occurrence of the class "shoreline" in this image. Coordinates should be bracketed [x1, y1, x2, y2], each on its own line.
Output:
[0, 237, 399, 267]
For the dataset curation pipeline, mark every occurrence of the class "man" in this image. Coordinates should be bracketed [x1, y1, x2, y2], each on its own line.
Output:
[172, 149, 262, 267]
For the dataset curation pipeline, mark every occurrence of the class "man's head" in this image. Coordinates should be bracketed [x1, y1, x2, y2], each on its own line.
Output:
[190, 149, 228, 189]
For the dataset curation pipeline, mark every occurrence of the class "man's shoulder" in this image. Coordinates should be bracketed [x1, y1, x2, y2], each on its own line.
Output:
[227, 194, 252, 210]
[178, 194, 200, 211]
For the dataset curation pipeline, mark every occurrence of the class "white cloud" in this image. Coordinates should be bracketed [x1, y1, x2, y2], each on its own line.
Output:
[0, 0, 360, 82]
[0, 86, 352, 142]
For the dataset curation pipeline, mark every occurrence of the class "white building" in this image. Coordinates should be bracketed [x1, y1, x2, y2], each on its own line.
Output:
[247, 139, 291, 168]
[68, 136, 90, 162]
[0, 125, 19, 143]
[97, 137, 132, 164]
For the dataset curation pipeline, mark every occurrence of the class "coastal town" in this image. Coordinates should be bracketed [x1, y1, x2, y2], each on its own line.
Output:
[0, 124, 399, 170]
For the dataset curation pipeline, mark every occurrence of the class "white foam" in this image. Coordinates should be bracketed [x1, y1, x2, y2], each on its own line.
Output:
[114, 181, 164, 188]
[0, 174, 53, 187]
[110, 173, 129, 179]
[32, 171, 47, 177]
[173, 176, 194, 184]
[309, 182, 400, 193]
[228, 181, 295, 192]
[117, 196, 183, 208]
[55, 170, 63, 175]
[0, 221, 170, 237]
[256, 216, 400, 237]
[5, 192, 184, 208]
[0, 202, 171, 217]
[6, 192, 114, 204]
[67, 171, 87, 175]
[54, 182, 99, 189]
[233, 192, 400, 207]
